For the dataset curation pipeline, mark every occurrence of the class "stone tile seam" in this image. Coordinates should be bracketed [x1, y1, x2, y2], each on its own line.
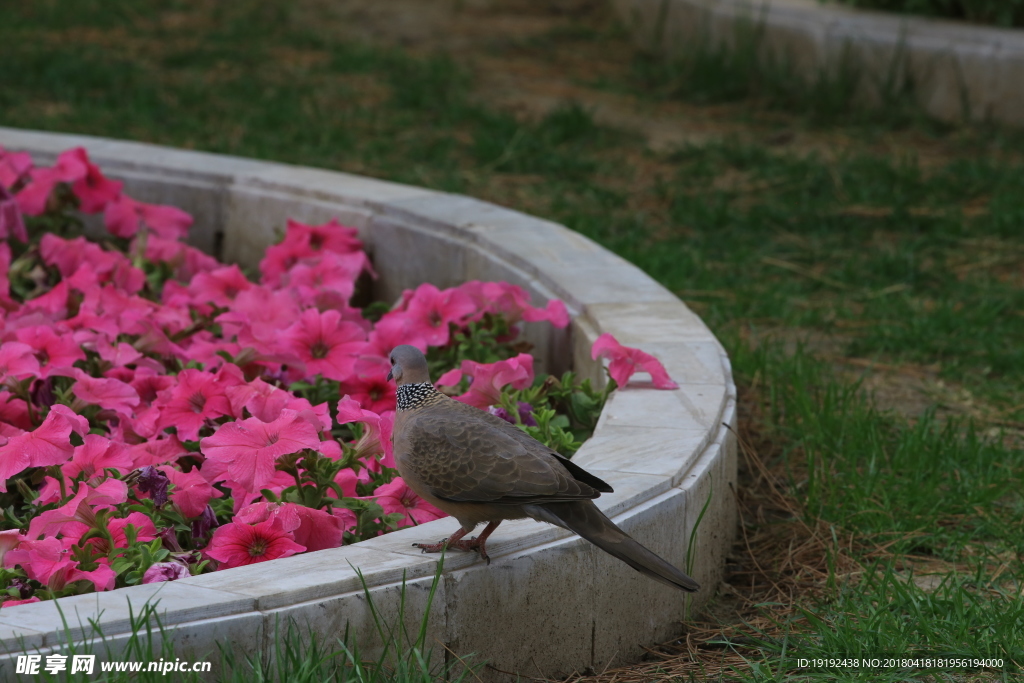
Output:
[676, 398, 738, 486]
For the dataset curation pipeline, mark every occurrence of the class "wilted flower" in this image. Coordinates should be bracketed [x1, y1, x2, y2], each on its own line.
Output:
[136, 466, 170, 507]
[142, 560, 191, 584]
[191, 505, 219, 543]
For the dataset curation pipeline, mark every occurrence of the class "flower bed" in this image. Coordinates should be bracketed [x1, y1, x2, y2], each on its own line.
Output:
[0, 128, 736, 681]
[0, 146, 679, 610]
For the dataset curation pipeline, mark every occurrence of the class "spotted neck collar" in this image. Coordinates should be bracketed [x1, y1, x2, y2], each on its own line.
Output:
[396, 382, 438, 411]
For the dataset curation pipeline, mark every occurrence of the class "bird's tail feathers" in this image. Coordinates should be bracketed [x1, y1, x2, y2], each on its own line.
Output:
[531, 501, 700, 592]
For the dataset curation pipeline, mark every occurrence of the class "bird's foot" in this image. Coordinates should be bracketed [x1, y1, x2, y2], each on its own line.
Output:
[412, 538, 448, 554]
[412, 537, 490, 564]
[448, 536, 491, 565]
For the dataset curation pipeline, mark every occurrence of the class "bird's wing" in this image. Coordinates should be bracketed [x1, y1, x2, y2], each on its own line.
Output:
[400, 402, 602, 506]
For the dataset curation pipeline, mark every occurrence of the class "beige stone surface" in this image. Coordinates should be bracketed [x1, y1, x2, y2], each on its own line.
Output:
[612, 0, 1024, 125]
[0, 582, 253, 648]
[0, 128, 737, 682]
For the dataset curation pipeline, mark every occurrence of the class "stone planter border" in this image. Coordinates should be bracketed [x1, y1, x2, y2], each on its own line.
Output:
[612, 0, 1024, 125]
[0, 127, 737, 681]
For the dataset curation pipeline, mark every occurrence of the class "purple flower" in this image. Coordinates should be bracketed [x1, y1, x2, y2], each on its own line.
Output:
[137, 466, 170, 507]
[142, 560, 191, 584]
[487, 401, 537, 427]
[8, 577, 33, 600]
[29, 377, 57, 409]
[191, 504, 218, 544]
[157, 527, 183, 553]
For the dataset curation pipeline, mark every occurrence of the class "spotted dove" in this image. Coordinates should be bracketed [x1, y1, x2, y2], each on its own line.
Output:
[387, 344, 699, 592]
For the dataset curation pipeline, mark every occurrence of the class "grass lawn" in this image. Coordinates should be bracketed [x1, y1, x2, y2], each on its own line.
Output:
[2, 0, 1023, 680]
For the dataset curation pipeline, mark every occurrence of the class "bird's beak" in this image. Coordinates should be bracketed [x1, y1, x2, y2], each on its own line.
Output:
[386, 367, 394, 382]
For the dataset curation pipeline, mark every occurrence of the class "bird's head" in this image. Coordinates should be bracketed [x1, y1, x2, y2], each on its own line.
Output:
[387, 345, 431, 386]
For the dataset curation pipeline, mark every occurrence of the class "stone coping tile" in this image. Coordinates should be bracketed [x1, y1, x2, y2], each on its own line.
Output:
[612, 0, 1024, 125]
[576, 426, 710, 487]
[597, 384, 727, 432]
[380, 193, 566, 236]
[0, 583, 253, 647]
[182, 545, 438, 611]
[0, 127, 267, 182]
[584, 301, 715, 343]
[0, 623, 45, 654]
[549, 265, 680, 306]
[234, 164, 434, 207]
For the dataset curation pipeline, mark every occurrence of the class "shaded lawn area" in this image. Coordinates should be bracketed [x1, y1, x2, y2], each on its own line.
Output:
[2, 0, 1022, 678]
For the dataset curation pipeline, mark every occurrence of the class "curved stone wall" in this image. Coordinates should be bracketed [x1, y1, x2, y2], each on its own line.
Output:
[613, 0, 1024, 125]
[0, 127, 737, 681]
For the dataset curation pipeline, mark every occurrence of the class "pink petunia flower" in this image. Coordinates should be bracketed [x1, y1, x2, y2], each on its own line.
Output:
[0, 391, 32, 433]
[129, 368, 176, 405]
[27, 480, 129, 540]
[236, 501, 344, 552]
[0, 529, 23, 567]
[0, 147, 33, 189]
[372, 477, 446, 527]
[335, 398, 395, 469]
[127, 435, 189, 469]
[199, 409, 322, 494]
[0, 405, 89, 491]
[590, 333, 678, 390]
[224, 378, 331, 436]
[281, 308, 366, 382]
[62, 561, 117, 592]
[104, 194, 193, 240]
[437, 353, 535, 409]
[71, 155, 123, 213]
[159, 465, 222, 518]
[154, 369, 235, 441]
[108, 513, 158, 549]
[98, 340, 145, 369]
[141, 235, 218, 281]
[187, 264, 254, 308]
[259, 218, 364, 286]
[384, 283, 476, 348]
[459, 280, 570, 328]
[3, 537, 74, 587]
[14, 148, 89, 216]
[14, 325, 87, 379]
[215, 287, 302, 354]
[3, 532, 114, 591]
[204, 518, 305, 569]
[0, 342, 41, 383]
[337, 355, 396, 414]
[72, 370, 141, 415]
[64, 434, 133, 481]
[281, 250, 373, 303]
